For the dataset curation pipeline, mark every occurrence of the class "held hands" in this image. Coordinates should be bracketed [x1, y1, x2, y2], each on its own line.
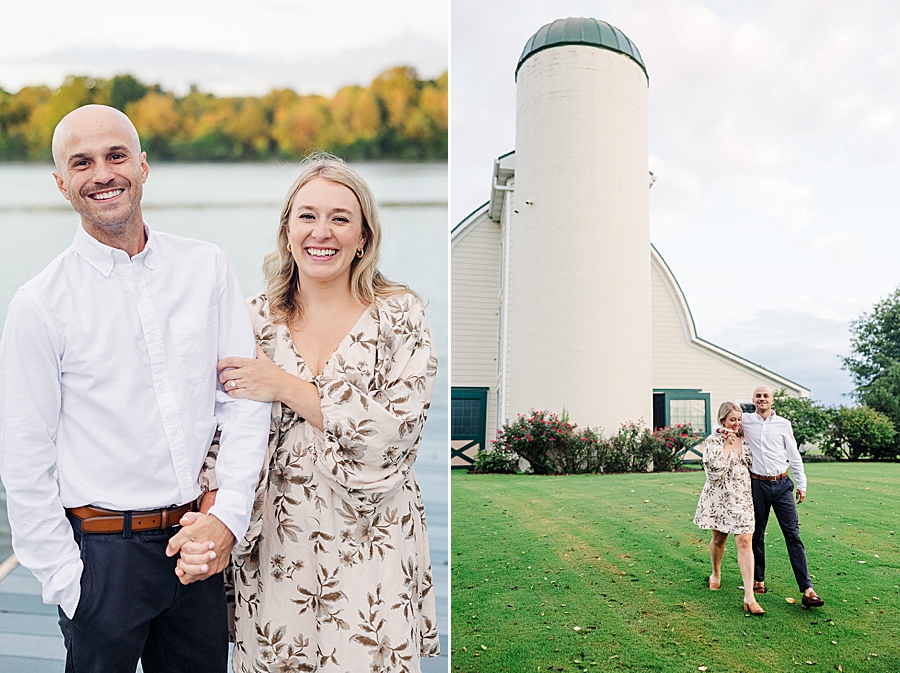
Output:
[165, 511, 235, 585]
[218, 344, 286, 403]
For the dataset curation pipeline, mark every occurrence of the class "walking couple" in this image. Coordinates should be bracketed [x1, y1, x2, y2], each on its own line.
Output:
[693, 385, 825, 615]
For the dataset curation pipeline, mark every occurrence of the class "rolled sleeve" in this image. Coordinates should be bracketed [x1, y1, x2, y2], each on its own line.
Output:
[784, 421, 807, 492]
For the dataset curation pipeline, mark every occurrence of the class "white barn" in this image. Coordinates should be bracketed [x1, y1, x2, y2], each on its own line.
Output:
[451, 18, 809, 468]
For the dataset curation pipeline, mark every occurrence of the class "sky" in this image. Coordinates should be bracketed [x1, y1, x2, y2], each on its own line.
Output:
[451, 0, 900, 406]
[0, 0, 448, 95]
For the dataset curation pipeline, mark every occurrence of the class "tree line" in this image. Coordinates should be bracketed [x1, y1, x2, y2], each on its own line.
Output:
[0, 68, 447, 163]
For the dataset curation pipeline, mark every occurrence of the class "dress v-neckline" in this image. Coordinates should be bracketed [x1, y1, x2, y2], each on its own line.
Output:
[285, 304, 373, 379]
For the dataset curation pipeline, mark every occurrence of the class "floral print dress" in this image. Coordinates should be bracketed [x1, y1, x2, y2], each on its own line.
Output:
[226, 291, 439, 673]
[693, 433, 755, 535]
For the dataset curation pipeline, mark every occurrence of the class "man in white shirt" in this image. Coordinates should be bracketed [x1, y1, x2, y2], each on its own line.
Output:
[0, 105, 270, 671]
[742, 385, 824, 607]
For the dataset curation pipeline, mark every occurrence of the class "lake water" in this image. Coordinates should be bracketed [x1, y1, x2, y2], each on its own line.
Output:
[0, 162, 449, 657]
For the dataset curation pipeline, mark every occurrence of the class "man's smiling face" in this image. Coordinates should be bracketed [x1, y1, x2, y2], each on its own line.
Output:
[52, 105, 149, 238]
[753, 386, 773, 414]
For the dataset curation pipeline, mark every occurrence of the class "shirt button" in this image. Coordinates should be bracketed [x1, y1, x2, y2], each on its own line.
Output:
[170, 429, 178, 437]
[148, 333, 158, 343]
[157, 380, 167, 391]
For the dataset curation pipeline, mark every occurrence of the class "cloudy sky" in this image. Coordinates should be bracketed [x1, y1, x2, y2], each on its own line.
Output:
[452, 0, 900, 406]
[1, 0, 448, 95]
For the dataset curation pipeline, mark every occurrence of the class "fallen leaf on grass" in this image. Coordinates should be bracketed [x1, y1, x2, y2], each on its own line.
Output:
[573, 626, 581, 631]
[859, 560, 866, 564]
[786, 597, 796, 603]
[698, 667, 708, 671]
[481, 645, 487, 650]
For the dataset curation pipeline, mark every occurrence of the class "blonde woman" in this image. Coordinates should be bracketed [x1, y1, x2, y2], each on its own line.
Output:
[185, 153, 439, 671]
[694, 401, 763, 614]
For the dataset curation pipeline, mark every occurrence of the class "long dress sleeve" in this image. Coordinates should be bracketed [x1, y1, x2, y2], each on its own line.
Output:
[311, 294, 437, 515]
[702, 434, 728, 483]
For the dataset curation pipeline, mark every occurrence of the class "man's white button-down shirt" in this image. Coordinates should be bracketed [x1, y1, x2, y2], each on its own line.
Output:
[0, 224, 271, 618]
[741, 411, 806, 492]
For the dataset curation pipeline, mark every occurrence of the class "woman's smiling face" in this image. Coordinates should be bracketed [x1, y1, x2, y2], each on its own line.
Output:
[723, 409, 742, 432]
[286, 177, 367, 288]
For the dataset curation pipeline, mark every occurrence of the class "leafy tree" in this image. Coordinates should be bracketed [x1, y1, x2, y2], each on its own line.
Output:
[108, 74, 148, 112]
[820, 405, 896, 461]
[772, 390, 830, 452]
[843, 287, 900, 388]
[843, 287, 900, 455]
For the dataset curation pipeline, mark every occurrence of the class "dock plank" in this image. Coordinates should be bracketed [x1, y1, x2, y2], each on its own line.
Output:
[0, 654, 63, 672]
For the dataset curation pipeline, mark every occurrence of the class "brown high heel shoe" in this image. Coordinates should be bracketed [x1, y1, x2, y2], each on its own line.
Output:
[743, 601, 765, 615]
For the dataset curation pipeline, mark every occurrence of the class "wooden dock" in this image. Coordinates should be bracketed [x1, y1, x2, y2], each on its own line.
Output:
[0, 558, 66, 671]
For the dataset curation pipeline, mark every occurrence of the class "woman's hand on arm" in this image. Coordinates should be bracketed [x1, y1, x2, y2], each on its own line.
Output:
[218, 345, 294, 404]
[218, 345, 323, 430]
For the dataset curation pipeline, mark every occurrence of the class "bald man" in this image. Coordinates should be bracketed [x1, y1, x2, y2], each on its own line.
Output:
[0, 105, 270, 671]
[739, 386, 824, 607]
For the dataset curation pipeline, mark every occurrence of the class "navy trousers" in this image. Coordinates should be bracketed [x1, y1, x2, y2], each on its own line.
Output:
[751, 475, 812, 592]
[58, 516, 228, 673]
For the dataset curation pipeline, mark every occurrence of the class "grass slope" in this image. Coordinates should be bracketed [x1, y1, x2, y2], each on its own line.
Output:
[451, 464, 900, 672]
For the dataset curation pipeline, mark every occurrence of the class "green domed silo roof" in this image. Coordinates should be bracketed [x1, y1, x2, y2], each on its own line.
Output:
[516, 17, 648, 82]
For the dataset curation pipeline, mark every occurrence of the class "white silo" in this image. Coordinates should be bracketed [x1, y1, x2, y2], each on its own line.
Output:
[505, 17, 652, 433]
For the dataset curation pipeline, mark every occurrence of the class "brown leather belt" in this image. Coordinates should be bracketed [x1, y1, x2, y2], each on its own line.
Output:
[749, 471, 788, 481]
[66, 502, 197, 534]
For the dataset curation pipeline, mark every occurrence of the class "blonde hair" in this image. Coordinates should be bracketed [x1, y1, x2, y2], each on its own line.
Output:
[263, 151, 414, 324]
[717, 401, 744, 436]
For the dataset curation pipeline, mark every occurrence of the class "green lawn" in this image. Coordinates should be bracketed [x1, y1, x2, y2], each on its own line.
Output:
[451, 464, 900, 672]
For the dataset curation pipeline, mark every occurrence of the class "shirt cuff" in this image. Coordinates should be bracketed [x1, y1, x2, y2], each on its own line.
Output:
[51, 558, 83, 619]
[206, 488, 250, 542]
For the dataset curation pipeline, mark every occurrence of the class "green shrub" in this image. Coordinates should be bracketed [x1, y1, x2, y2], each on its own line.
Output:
[650, 424, 702, 472]
[820, 405, 896, 461]
[470, 443, 519, 474]
[575, 426, 607, 473]
[601, 422, 654, 473]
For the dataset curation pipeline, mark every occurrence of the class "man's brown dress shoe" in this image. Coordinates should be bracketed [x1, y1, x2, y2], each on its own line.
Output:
[802, 592, 824, 608]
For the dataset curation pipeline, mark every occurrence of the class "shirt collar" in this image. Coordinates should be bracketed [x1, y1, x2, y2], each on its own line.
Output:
[73, 223, 155, 276]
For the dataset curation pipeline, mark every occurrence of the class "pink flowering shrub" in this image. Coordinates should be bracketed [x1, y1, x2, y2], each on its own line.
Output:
[486, 409, 578, 475]
[649, 424, 702, 472]
[471, 410, 702, 474]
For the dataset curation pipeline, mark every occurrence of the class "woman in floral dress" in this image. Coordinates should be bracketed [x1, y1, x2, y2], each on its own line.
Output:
[191, 153, 439, 671]
[694, 401, 763, 614]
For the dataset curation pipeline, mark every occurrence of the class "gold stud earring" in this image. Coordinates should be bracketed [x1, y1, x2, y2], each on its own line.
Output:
[356, 248, 364, 258]
[286, 242, 292, 253]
